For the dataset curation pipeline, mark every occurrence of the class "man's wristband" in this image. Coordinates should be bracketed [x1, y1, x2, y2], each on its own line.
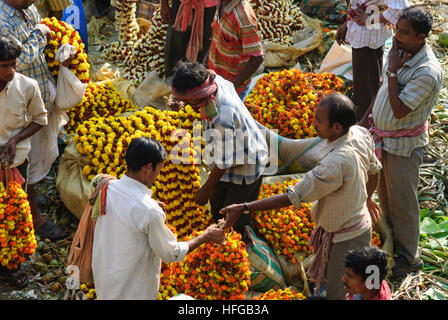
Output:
[386, 69, 397, 78]
[242, 202, 251, 215]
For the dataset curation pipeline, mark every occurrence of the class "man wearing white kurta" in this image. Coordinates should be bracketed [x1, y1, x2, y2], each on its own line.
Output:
[92, 137, 225, 300]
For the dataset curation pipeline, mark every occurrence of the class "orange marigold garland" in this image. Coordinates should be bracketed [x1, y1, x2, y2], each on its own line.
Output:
[159, 231, 251, 300]
[254, 287, 306, 300]
[254, 180, 315, 263]
[245, 70, 345, 139]
[372, 230, 382, 248]
[0, 181, 37, 270]
[41, 17, 90, 83]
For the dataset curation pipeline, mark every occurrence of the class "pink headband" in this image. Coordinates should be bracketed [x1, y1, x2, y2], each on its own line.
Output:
[172, 70, 218, 101]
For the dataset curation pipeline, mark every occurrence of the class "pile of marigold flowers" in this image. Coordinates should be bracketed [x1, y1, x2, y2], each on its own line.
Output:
[159, 231, 251, 300]
[0, 181, 37, 270]
[245, 69, 345, 139]
[41, 17, 90, 83]
[72, 104, 211, 239]
[254, 179, 315, 263]
[65, 81, 136, 134]
[372, 230, 382, 248]
[254, 287, 306, 300]
[80, 282, 97, 300]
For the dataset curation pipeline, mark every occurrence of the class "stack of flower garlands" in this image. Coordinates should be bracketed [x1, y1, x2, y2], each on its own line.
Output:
[73, 104, 211, 239]
[250, 0, 304, 46]
[254, 287, 306, 300]
[245, 69, 346, 139]
[121, 8, 168, 84]
[0, 180, 37, 270]
[159, 230, 251, 300]
[255, 180, 384, 264]
[254, 180, 315, 263]
[65, 81, 136, 134]
[41, 17, 90, 83]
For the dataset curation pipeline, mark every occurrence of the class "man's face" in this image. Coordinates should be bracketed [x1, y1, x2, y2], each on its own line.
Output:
[313, 103, 335, 140]
[0, 59, 17, 83]
[143, 161, 163, 188]
[342, 267, 367, 296]
[394, 18, 426, 52]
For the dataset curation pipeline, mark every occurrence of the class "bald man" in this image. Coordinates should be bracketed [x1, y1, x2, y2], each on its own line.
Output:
[221, 93, 383, 299]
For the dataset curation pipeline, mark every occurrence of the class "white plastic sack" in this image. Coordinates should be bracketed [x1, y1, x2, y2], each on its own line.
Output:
[28, 107, 68, 185]
[318, 41, 353, 80]
[131, 71, 172, 110]
[55, 44, 87, 111]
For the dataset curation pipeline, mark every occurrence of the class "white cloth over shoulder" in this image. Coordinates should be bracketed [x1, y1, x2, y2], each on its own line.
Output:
[92, 175, 189, 300]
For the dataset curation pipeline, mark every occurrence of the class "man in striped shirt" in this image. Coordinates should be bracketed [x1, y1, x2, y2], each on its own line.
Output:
[336, 0, 409, 121]
[0, 0, 70, 240]
[206, 0, 264, 99]
[360, 6, 443, 278]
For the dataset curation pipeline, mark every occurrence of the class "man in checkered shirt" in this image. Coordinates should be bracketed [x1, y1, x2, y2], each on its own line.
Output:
[0, 0, 70, 240]
[171, 60, 268, 239]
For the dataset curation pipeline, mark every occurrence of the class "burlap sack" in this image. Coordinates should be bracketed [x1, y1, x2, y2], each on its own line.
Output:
[264, 14, 323, 68]
[56, 137, 91, 220]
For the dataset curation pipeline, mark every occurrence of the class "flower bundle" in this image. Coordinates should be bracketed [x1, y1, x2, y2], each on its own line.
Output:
[160, 231, 251, 300]
[254, 179, 315, 263]
[80, 282, 97, 300]
[0, 181, 37, 270]
[41, 17, 90, 83]
[250, 0, 304, 46]
[65, 81, 136, 134]
[254, 287, 306, 300]
[121, 8, 168, 83]
[245, 69, 346, 139]
[73, 105, 212, 239]
[372, 230, 382, 248]
[111, 0, 139, 45]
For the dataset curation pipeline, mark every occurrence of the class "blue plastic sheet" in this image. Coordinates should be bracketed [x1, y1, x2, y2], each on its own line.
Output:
[62, 0, 88, 53]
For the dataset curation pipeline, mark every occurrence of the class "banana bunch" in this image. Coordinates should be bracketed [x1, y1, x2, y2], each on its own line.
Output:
[121, 8, 168, 84]
[250, 0, 304, 46]
[41, 17, 90, 83]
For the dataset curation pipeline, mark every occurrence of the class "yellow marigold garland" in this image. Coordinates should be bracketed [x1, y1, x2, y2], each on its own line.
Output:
[41, 17, 90, 83]
[0, 181, 37, 270]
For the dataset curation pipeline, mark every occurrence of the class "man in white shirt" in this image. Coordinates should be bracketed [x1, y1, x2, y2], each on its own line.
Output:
[221, 93, 383, 300]
[0, 34, 47, 288]
[92, 137, 225, 300]
[336, 0, 409, 121]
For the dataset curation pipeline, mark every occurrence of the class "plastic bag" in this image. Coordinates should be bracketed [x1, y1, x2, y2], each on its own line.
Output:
[318, 41, 353, 80]
[54, 44, 87, 111]
[131, 71, 172, 110]
[28, 107, 68, 185]
[264, 15, 323, 68]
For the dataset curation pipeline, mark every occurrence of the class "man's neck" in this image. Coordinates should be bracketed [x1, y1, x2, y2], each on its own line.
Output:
[360, 289, 380, 300]
[406, 41, 425, 59]
[0, 80, 8, 93]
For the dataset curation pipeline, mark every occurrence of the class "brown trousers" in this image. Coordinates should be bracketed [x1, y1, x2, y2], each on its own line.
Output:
[352, 46, 384, 121]
[377, 148, 424, 265]
[164, 0, 216, 77]
[325, 228, 372, 300]
[210, 176, 263, 238]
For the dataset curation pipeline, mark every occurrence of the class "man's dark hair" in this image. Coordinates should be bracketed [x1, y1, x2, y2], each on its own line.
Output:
[344, 247, 390, 282]
[0, 35, 22, 61]
[320, 93, 357, 133]
[399, 6, 433, 36]
[171, 59, 214, 93]
[125, 137, 167, 172]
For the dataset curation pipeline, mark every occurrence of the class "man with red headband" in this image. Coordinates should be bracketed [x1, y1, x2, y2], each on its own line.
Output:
[171, 60, 268, 238]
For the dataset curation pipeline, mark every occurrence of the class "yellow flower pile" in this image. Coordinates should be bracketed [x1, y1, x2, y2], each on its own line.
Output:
[254, 287, 306, 300]
[65, 81, 136, 134]
[0, 181, 37, 270]
[41, 17, 90, 83]
[73, 104, 212, 239]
